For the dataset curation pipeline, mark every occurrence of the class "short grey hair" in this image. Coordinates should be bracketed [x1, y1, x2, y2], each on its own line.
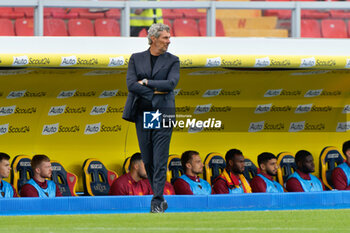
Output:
[147, 23, 170, 45]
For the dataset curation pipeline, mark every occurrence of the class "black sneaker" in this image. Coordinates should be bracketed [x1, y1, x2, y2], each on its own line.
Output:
[161, 200, 168, 212]
[150, 203, 163, 213]
[150, 201, 168, 213]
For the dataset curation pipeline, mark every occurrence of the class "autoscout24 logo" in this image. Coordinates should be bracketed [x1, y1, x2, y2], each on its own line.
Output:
[143, 109, 222, 129]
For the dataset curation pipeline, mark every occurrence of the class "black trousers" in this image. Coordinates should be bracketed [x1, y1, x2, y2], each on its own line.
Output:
[135, 114, 172, 205]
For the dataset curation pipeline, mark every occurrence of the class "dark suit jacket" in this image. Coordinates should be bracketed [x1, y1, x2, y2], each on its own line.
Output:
[123, 49, 180, 122]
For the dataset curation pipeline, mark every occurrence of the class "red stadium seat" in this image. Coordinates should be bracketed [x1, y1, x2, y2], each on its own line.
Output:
[163, 19, 174, 35]
[14, 7, 34, 18]
[0, 18, 14, 36]
[138, 28, 148, 37]
[301, 19, 321, 38]
[44, 18, 68, 36]
[175, 9, 206, 19]
[162, 9, 183, 19]
[105, 9, 121, 19]
[51, 8, 79, 19]
[330, 10, 350, 19]
[321, 19, 347, 38]
[15, 18, 33, 36]
[173, 18, 199, 36]
[68, 19, 95, 36]
[95, 18, 120, 36]
[302, 10, 329, 19]
[264, 10, 291, 19]
[69, 8, 104, 19]
[347, 21, 350, 37]
[0, 7, 24, 19]
[199, 19, 225, 36]
[14, 7, 50, 18]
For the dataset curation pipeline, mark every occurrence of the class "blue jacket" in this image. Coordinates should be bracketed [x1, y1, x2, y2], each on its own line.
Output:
[0, 180, 14, 198]
[179, 175, 211, 195]
[257, 174, 284, 193]
[337, 162, 350, 186]
[27, 179, 56, 197]
[288, 172, 323, 192]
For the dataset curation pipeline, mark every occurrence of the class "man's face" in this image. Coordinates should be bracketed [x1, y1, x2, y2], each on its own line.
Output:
[346, 149, 350, 161]
[137, 160, 148, 179]
[187, 154, 204, 175]
[0, 159, 11, 179]
[151, 30, 171, 54]
[36, 161, 52, 179]
[261, 158, 278, 176]
[302, 155, 315, 173]
[231, 154, 245, 174]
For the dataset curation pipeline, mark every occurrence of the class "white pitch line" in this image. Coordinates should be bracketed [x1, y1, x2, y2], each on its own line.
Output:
[72, 227, 331, 231]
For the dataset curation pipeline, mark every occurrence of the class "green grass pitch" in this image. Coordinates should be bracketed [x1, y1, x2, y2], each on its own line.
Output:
[1, 209, 350, 233]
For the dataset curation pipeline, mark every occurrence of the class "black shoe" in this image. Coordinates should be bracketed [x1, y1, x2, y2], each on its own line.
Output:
[150, 203, 163, 213]
[161, 200, 168, 212]
[150, 201, 168, 213]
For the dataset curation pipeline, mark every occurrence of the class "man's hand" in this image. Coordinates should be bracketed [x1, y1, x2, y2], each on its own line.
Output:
[138, 79, 148, 85]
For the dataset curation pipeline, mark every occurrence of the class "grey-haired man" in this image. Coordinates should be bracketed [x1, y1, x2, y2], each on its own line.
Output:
[123, 23, 179, 213]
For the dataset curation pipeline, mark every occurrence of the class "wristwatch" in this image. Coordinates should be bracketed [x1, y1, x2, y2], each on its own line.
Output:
[142, 78, 148, 85]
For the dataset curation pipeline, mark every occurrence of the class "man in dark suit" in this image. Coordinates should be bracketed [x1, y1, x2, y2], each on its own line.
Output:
[123, 23, 180, 213]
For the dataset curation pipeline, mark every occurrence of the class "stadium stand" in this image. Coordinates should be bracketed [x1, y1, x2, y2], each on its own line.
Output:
[173, 18, 199, 36]
[68, 8, 104, 20]
[225, 28, 288, 37]
[330, 10, 350, 19]
[198, 19, 225, 36]
[82, 158, 118, 196]
[15, 18, 34, 36]
[14, 7, 35, 18]
[301, 19, 321, 38]
[44, 18, 68, 36]
[51, 161, 78, 196]
[220, 17, 277, 30]
[68, 18, 95, 36]
[276, 152, 297, 187]
[174, 9, 206, 19]
[138, 28, 148, 37]
[216, 1, 262, 18]
[162, 9, 183, 20]
[49, 8, 79, 19]
[243, 158, 258, 182]
[0, 18, 15, 36]
[166, 154, 184, 185]
[203, 152, 226, 185]
[0, 7, 24, 19]
[163, 19, 174, 35]
[95, 18, 120, 36]
[10, 155, 33, 194]
[302, 10, 329, 19]
[321, 19, 348, 38]
[319, 146, 345, 190]
[105, 9, 121, 19]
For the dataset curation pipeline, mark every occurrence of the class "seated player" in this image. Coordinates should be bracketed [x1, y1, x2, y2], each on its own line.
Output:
[286, 150, 325, 192]
[174, 150, 212, 195]
[0, 153, 18, 197]
[213, 149, 252, 194]
[332, 140, 350, 190]
[20, 154, 62, 197]
[109, 153, 174, 195]
[250, 152, 284, 193]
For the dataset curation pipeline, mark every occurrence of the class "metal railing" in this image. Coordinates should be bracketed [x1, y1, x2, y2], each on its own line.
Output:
[2, 0, 350, 37]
